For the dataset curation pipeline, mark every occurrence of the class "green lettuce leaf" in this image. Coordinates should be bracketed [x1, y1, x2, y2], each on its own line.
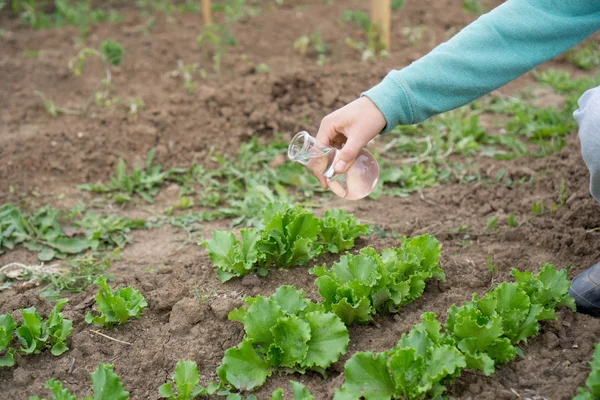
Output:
[46, 299, 73, 356]
[16, 307, 46, 354]
[311, 235, 443, 325]
[0, 313, 16, 366]
[271, 316, 311, 368]
[159, 360, 207, 399]
[221, 286, 348, 392]
[335, 352, 395, 400]
[217, 339, 272, 391]
[90, 363, 130, 400]
[290, 381, 315, 400]
[302, 311, 349, 369]
[319, 209, 369, 253]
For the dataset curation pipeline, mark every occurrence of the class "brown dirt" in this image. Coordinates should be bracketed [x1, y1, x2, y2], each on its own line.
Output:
[1, 1, 600, 399]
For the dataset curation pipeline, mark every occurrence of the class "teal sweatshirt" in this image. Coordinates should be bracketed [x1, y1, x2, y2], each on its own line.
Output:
[363, 0, 600, 132]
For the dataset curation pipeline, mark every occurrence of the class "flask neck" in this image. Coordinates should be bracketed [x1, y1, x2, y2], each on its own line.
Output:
[287, 131, 332, 167]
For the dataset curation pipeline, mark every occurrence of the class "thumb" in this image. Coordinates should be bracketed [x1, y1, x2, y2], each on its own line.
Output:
[333, 135, 364, 174]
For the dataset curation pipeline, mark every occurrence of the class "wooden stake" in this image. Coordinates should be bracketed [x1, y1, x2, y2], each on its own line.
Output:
[371, 0, 392, 52]
[203, 0, 212, 25]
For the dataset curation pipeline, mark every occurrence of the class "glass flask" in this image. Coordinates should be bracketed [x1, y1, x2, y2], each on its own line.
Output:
[287, 131, 380, 200]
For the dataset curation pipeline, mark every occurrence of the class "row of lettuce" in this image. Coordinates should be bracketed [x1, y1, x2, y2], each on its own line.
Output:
[0, 277, 146, 367]
[1, 203, 597, 399]
[19, 262, 594, 400]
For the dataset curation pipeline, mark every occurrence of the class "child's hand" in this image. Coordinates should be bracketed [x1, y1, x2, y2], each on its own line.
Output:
[314, 97, 386, 189]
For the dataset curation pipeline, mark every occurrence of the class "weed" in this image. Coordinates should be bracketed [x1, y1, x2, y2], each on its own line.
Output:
[568, 42, 600, 71]
[486, 215, 499, 231]
[9, 0, 121, 35]
[127, 97, 145, 115]
[37, 252, 116, 301]
[392, 0, 405, 10]
[22, 48, 39, 58]
[532, 200, 545, 215]
[78, 148, 184, 204]
[341, 10, 387, 61]
[75, 213, 145, 250]
[401, 26, 428, 46]
[35, 39, 124, 117]
[193, 285, 214, 305]
[197, 23, 236, 77]
[213, 0, 260, 22]
[254, 63, 271, 74]
[557, 179, 569, 207]
[462, 0, 482, 14]
[371, 225, 400, 239]
[486, 254, 498, 274]
[456, 225, 472, 233]
[0, 203, 144, 261]
[136, 0, 199, 14]
[294, 31, 329, 66]
[169, 60, 207, 94]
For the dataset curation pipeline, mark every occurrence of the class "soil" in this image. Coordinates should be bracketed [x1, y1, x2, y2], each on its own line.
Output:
[1, 1, 600, 399]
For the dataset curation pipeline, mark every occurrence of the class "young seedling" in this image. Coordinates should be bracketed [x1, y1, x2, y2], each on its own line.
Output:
[127, 97, 145, 115]
[16, 299, 72, 356]
[341, 10, 387, 61]
[462, 0, 482, 14]
[532, 200, 545, 215]
[85, 277, 147, 327]
[0, 314, 16, 367]
[197, 23, 237, 78]
[35, 39, 124, 117]
[31, 363, 129, 400]
[293, 31, 328, 66]
[486, 215, 499, 231]
[486, 254, 498, 275]
[159, 360, 207, 399]
[169, 60, 207, 94]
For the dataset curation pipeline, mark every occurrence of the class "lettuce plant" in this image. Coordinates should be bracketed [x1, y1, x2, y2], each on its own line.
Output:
[31, 363, 129, 400]
[85, 277, 147, 327]
[311, 234, 444, 325]
[216, 286, 349, 393]
[16, 298, 72, 356]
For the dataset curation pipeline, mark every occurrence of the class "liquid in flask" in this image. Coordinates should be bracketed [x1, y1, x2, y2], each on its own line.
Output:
[287, 131, 380, 200]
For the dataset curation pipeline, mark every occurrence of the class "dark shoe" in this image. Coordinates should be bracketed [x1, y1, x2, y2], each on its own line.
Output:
[569, 262, 600, 317]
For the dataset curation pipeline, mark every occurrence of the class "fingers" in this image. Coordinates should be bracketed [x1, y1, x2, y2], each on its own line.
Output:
[315, 114, 339, 148]
[313, 172, 328, 189]
[333, 134, 363, 174]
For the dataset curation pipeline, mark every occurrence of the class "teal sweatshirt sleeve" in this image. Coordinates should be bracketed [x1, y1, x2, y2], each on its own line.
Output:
[363, 0, 600, 132]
